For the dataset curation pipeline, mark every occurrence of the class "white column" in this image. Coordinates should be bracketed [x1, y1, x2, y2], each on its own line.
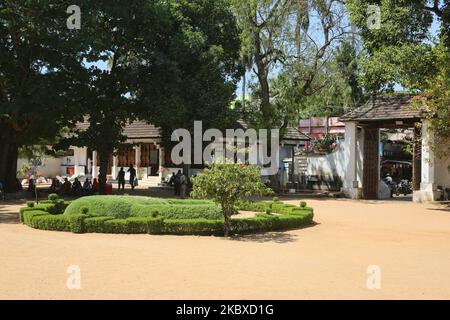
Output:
[112, 154, 118, 180]
[342, 121, 360, 199]
[73, 147, 80, 176]
[159, 146, 165, 181]
[414, 121, 441, 202]
[135, 145, 141, 179]
[92, 151, 98, 179]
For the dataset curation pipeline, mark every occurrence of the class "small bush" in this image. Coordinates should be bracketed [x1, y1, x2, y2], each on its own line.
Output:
[103, 219, 129, 233]
[83, 216, 113, 233]
[272, 196, 280, 202]
[22, 210, 50, 227]
[68, 214, 85, 233]
[163, 219, 223, 236]
[48, 193, 59, 202]
[26, 201, 35, 208]
[146, 217, 164, 234]
[31, 214, 71, 232]
[238, 201, 270, 212]
[124, 217, 149, 234]
[300, 201, 307, 208]
[265, 208, 272, 215]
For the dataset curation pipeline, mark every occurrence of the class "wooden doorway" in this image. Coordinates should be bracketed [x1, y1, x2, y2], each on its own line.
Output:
[363, 127, 379, 199]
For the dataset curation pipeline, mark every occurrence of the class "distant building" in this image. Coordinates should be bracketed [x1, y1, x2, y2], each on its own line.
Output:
[299, 117, 345, 139]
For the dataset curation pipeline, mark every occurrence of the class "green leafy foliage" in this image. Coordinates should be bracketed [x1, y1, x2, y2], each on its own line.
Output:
[191, 163, 273, 236]
[48, 194, 59, 202]
[346, 0, 450, 156]
[0, 1, 89, 191]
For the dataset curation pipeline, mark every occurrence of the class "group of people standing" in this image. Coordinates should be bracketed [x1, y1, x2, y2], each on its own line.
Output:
[117, 165, 137, 191]
[168, 170, 188, 198]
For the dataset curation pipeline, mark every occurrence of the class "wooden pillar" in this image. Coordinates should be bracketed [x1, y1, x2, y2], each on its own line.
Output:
[412, 124, 422, 191]
[362, 127, 380, 200]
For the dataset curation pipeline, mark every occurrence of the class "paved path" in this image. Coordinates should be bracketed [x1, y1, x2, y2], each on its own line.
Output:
[0, 198, 449, 299]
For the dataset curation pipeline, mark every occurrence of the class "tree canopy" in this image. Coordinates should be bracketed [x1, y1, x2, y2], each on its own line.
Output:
[2, 0, 242, 192]
[0, 1, 88, 191]
[346, 0, 450, 156]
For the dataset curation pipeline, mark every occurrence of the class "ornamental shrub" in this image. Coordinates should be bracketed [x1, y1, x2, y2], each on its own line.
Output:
[48, 193, 59, 202]
[191, 163, 273, 236]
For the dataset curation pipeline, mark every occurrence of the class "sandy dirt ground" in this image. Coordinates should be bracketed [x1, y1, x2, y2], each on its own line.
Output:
[0, 198, 449, 300]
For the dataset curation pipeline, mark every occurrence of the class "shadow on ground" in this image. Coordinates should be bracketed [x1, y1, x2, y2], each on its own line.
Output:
[230, 232, 299, 243]
[0, 204, 20, 224]
[427, 206, 450, 213]
[229, 222, 319, 243]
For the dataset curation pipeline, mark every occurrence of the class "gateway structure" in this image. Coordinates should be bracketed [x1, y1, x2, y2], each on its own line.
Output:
[339, 94, 449, 202]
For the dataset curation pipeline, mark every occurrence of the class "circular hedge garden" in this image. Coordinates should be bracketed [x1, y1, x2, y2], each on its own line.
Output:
[20, 195, 314, 236]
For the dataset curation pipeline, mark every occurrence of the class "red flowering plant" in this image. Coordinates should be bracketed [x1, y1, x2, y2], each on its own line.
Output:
[310, 134, 338, 153]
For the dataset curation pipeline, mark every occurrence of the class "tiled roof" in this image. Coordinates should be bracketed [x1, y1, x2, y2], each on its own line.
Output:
[75, 119, 309, 141]
[284, 127, 310, 141]
[340, 94, 427, 122]
[76, 120, 161, 138]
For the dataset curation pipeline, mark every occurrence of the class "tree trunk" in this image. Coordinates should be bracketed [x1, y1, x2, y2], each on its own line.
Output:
[252, 14, 272, 128]
[98, 148, 110, 195]
[0, 141, 9, 185]
[223, 214, 231, 237]
[242, 71, 246, 111]
[0, 140, 19, 193]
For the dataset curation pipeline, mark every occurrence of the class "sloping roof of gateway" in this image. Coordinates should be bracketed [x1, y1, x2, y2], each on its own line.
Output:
[340, 94, 427, 122]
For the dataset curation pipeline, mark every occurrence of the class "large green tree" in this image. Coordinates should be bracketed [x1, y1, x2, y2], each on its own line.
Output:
[138, 0, 242, 148]
[231, 0, 352, 130]
[57, 0, 175, 193]
[57, 0, 242, 193]
[0, 1, 87, 192]
[272, 40, 365, 120]
[345, 0, 446, 92]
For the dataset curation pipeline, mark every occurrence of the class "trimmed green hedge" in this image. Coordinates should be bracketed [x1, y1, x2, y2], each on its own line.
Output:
[20, 197, 314, 236]
[64, 195, 221, 219]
